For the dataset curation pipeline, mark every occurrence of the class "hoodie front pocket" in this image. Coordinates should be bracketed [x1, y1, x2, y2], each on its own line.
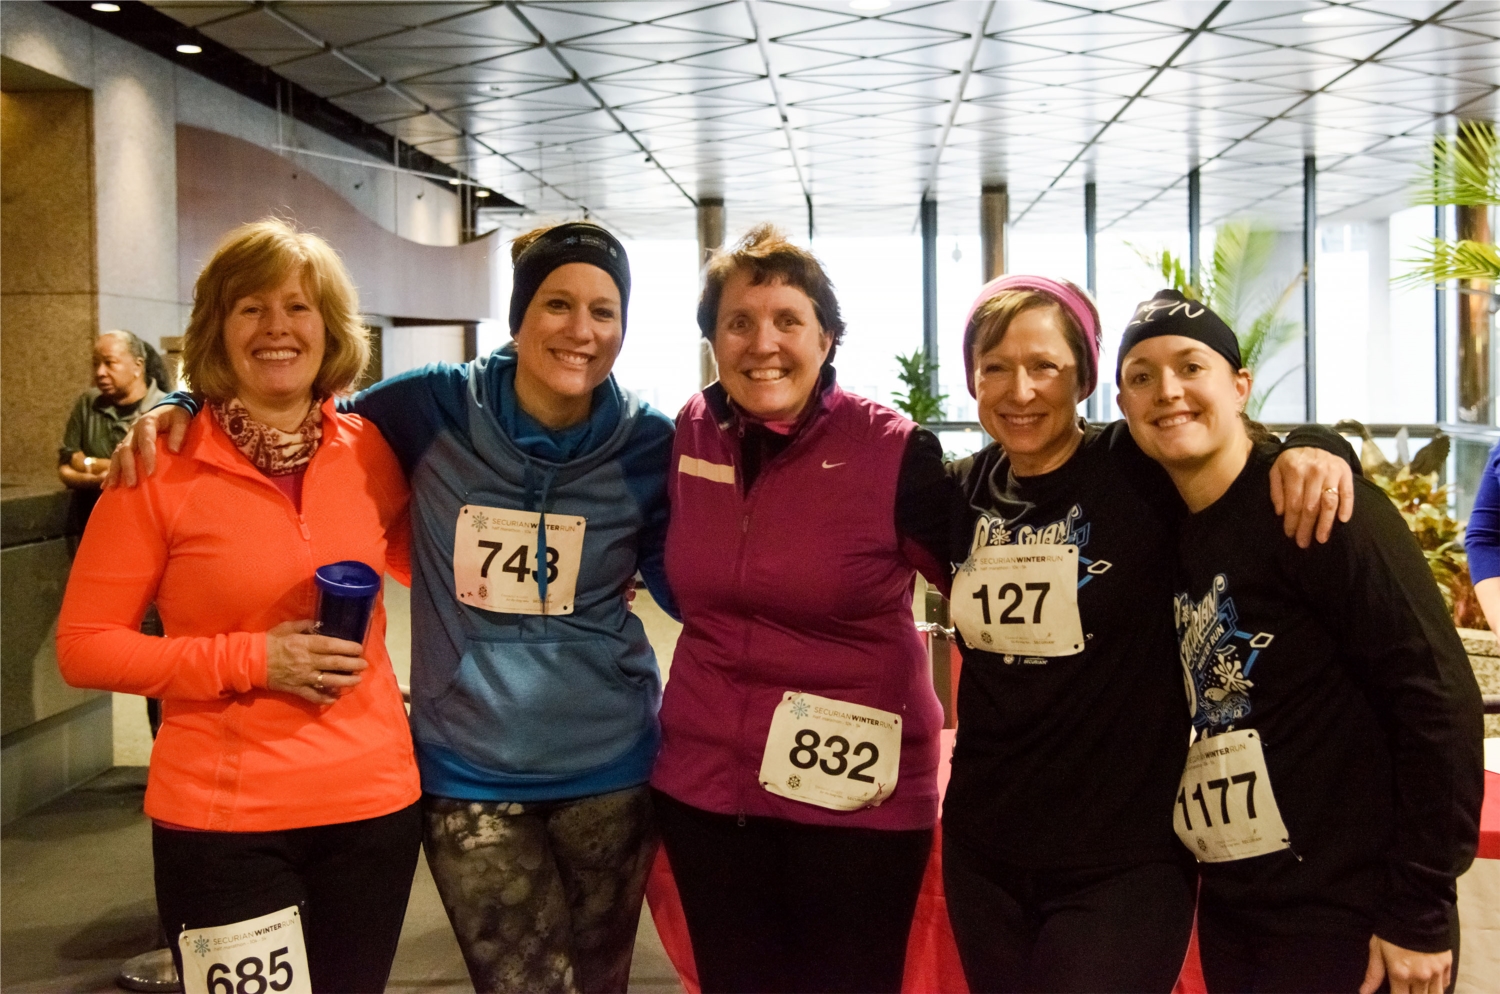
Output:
[433, 635, 649, 777]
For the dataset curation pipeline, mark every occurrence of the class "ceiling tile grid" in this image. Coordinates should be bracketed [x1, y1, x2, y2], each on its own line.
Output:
[147, 0, 1500, 239]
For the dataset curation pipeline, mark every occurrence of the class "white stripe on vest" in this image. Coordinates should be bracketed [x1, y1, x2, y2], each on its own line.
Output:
[678, 455, 735, 485]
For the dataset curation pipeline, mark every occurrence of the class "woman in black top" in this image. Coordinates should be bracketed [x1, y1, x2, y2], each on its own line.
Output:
[1116, 290, 1483, 994]
[943, 277, 1356, 993]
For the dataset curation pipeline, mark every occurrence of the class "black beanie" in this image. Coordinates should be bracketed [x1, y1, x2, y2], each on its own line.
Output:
[509, 222, 631, 336]
[1115, 289, 1243, 385]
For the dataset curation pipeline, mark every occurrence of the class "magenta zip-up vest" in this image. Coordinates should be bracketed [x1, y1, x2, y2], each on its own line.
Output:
[652, 380, 942, 831]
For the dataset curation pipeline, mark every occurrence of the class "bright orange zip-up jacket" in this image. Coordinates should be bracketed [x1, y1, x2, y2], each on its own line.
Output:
[57, 398, 420, 832]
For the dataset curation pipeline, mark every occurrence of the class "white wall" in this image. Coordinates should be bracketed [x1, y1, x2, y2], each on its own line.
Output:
[383, 325, 466, 379]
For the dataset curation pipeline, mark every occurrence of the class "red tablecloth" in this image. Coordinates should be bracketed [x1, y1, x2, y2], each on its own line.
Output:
[646, 743, 1500, 994]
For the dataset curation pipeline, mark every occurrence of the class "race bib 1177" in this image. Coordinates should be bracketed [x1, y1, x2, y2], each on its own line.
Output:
[1174, 728, 1291, 863]
[178, 905, 311, 994]
[453, 505, 586, 616]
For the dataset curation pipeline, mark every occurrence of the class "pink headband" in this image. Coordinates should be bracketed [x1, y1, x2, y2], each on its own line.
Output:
[961, 275, 1101, 399]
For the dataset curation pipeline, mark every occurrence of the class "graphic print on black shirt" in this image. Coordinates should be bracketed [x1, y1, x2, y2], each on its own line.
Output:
[1174, 574, 1275, 730]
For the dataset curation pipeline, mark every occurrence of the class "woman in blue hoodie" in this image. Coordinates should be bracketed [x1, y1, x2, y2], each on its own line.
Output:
[115, 222, 676, 994]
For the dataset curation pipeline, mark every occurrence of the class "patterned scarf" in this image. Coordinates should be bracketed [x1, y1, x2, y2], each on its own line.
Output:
[209, 398, 322, 476]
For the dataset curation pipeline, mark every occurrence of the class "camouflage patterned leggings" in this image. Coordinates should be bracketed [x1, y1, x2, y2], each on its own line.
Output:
[422, 786, 656, 994]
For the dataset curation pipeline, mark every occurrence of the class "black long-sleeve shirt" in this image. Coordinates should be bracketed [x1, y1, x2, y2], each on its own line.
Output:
[1177, 443, 1484, 951]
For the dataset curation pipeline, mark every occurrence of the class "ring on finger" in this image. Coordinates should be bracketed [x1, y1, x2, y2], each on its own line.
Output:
[1323, 487, 1339, 496]
[315, 672, 324, 691]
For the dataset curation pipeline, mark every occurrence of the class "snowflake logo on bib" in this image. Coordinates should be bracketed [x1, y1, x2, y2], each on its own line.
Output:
[791, 697, 810, 720]
[471, 512, 488, 532]
[193, 937, 210, 957]
[787, 775, 801, 789]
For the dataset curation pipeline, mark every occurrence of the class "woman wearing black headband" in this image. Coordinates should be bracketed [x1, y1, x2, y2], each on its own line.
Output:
[113, 221, 675, 994]
[1117, 293, 1483, 994]
[943, 283, 1358, 993]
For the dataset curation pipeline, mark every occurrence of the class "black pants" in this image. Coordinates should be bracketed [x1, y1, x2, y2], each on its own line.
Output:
[942, 834, 1196, 994]
[654, 789, 933, 994]
[153, 802, 422, 994]
[1197, 907, 1461, 994]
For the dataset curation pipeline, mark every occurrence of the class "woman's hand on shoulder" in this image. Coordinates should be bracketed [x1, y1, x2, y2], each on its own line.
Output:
[105, 405, 193, 488]
[264, 620, 367, 706]
[1268, 446, 1355, 549]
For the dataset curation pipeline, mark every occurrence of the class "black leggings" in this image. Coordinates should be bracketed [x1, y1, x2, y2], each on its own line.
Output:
[654, 789, 933, 994]
[153, 802, 421, 994]
[1197, 908, 1461, 994]
[942, 834, 1196, 994]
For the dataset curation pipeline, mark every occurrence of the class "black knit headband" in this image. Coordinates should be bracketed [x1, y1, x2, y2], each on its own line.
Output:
[508, 222, 631, 336]
[1115, 289, 1243, 385]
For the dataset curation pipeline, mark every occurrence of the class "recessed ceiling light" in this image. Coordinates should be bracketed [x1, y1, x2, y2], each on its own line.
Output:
[448, 178, 462, 185]
[475, 190, 491, 198]
[91, 3, 121, 11]
[850, 0, 891, 9]
[1302, 6, 1346, 23]
[176, 43, 202, 54]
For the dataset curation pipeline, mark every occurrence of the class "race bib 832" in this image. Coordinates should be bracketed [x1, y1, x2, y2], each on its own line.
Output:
[758, 692, 901, 811]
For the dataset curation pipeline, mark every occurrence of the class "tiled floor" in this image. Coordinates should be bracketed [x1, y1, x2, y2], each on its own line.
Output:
[0, 770, 685, 994]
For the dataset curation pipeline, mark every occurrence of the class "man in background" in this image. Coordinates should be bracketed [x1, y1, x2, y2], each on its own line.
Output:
[59, 329, 167, 524]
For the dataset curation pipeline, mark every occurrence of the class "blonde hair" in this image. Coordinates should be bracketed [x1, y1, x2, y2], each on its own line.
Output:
[510, 224, 552, 262]
[182, 218, 369, 401]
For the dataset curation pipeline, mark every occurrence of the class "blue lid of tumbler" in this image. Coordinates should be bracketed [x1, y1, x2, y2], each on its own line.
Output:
[314, 560, 381, 597]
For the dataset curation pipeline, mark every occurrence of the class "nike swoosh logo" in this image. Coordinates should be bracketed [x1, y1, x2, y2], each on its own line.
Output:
[822, 460, 846, 469]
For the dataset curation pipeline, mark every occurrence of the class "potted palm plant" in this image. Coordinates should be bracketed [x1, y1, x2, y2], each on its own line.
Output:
[1137, 221, 1304, 417]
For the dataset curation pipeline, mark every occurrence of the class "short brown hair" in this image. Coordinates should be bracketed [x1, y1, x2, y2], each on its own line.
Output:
[182, 218, 369, 402]
[697, 224, 846, 363]
[968, 287, 1099, 393]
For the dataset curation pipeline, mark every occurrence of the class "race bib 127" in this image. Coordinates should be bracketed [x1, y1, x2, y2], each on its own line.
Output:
[178, 905, 311, 994]
[950, 544, 1085, 657]
[1174, 728, 1290, 863]
[454, 505, 586, 615]
[758, 692, 901, 811]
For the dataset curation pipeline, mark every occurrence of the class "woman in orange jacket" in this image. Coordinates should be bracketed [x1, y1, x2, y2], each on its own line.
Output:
[57, 219, 420, 994]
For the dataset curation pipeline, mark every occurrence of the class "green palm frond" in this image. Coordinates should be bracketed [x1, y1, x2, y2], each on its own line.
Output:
[1136, 221, 1304, 414]
[1396, 237, 1500, 287]
[1412, 121, 1500, 207]
[1130, 243, 1198, 299]
[1207, 220, 1278, 327]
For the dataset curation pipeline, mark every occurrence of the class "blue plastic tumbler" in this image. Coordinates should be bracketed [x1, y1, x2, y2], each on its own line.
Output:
[314, 561, 381, 644]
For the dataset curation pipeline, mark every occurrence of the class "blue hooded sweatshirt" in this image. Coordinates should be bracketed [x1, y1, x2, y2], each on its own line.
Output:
[161, 345, 676, 801]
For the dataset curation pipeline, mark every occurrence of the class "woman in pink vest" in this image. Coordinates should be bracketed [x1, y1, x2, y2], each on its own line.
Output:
[651, 224, 958, 993]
